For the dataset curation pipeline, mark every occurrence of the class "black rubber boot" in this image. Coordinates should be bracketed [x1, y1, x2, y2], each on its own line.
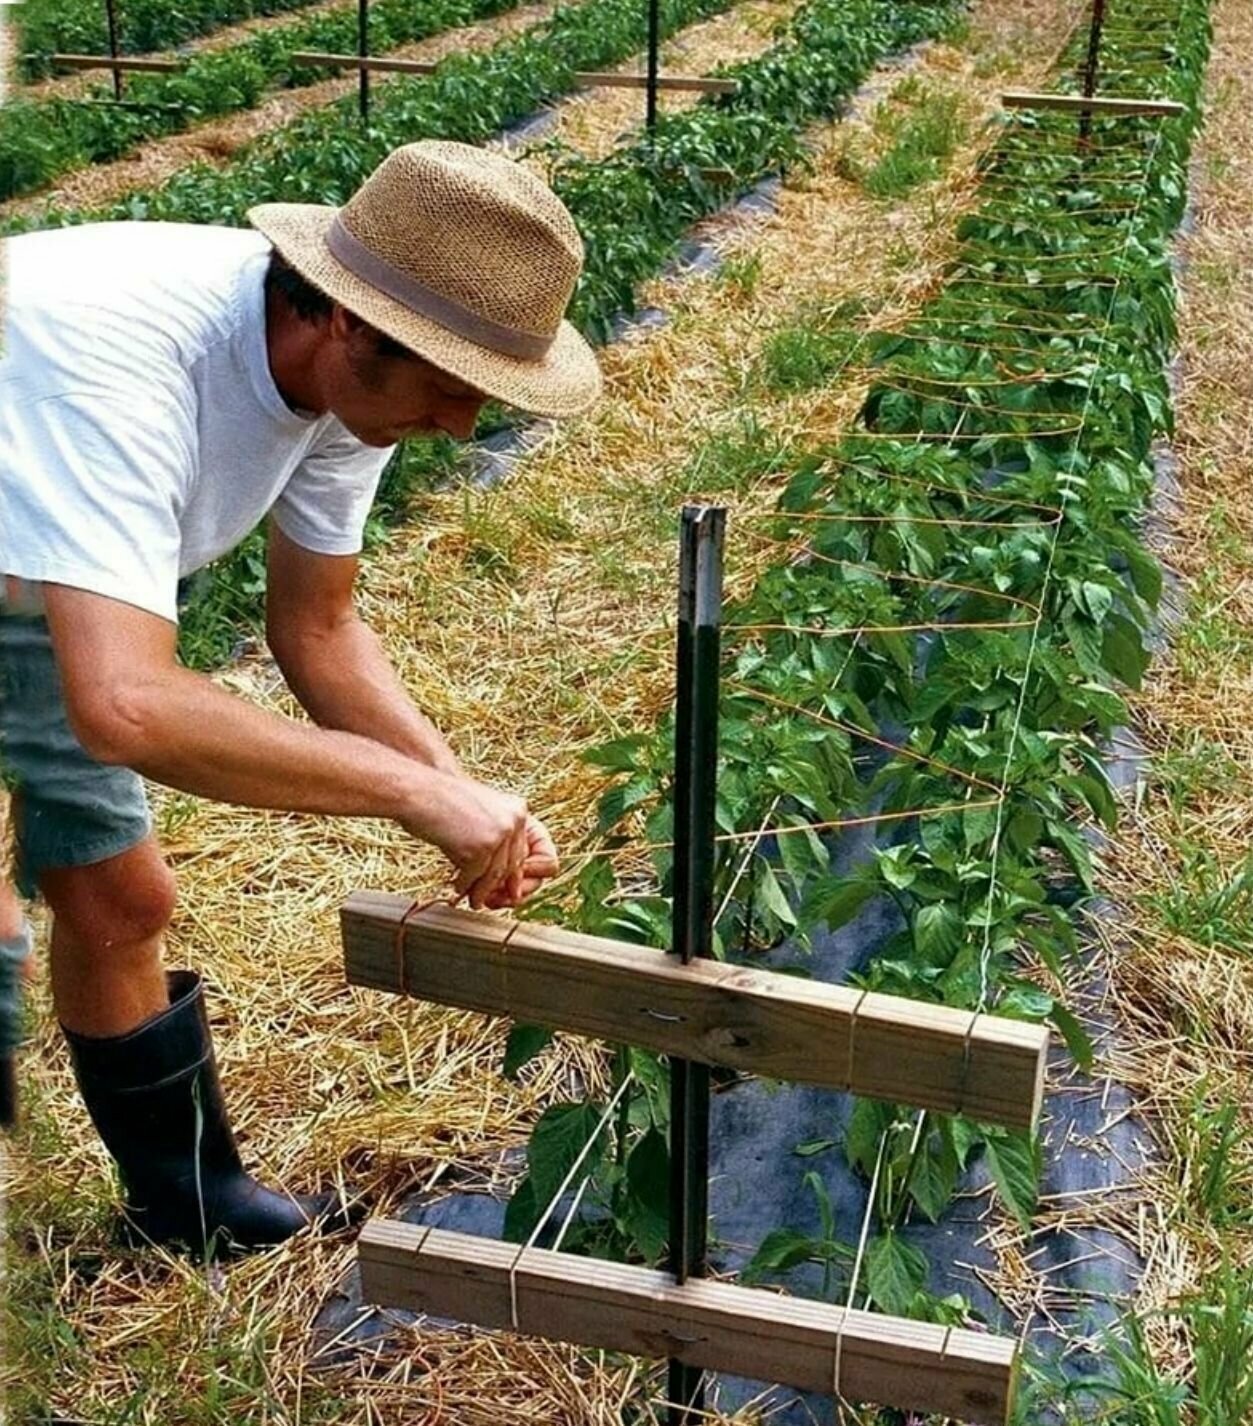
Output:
[62, 970, 360, 1256]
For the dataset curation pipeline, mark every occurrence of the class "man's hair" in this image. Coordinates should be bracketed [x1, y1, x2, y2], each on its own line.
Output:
[265, 250, 415, 361]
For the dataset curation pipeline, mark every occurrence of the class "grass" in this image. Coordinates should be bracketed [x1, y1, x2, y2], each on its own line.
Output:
[837, 79, 970, 199]
[1175, 1083, 1253, 1227]
[1147, 848, 1253, 951]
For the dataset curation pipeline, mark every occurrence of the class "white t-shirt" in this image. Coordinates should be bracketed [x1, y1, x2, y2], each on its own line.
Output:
[0, 222, 395, 624]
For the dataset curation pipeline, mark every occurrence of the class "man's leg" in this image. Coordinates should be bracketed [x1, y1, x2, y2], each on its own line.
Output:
[40, 836, 174, 1037]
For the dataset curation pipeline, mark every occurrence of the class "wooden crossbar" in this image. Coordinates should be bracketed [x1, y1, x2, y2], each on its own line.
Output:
[290, 51, 439, 74]
[574, 71, 738, 94]
[342, 895, 1048, 1128]
[48, 53, 187, 73]
[1001, 89, 1185, 116]
[290, 51, 736, 92]
[359, 1221, 1018, 1424]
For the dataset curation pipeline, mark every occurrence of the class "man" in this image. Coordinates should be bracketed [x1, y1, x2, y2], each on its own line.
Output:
[0, 141, 602, 1254]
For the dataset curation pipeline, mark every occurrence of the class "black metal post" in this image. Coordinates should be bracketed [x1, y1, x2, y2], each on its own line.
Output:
[358, 0, 371, 121]
[666, 505, 724, 1426]
[1078, 0, 1106, 147]
[646, 0, 661, 131]
[105, 0, 123, 101]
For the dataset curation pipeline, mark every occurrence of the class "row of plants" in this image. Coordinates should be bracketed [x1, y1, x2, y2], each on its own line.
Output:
[18, 0, 326, 78]
[9, 0, 964, 667]
[2, 0, 533, 202]
[498, 0, 1213, 1348]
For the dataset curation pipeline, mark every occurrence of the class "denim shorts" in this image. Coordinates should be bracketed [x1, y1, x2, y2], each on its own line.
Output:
[0, 582, 152, 898]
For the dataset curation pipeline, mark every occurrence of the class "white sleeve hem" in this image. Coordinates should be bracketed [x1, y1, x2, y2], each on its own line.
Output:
[269, 509, 365, 559]
[0, 559, 178, 624]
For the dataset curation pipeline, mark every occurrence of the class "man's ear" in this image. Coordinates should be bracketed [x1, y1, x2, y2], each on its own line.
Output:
[329, 303, 368, 343]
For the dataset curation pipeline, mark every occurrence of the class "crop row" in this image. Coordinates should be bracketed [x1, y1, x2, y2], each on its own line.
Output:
[2, 0, 534, 203]
[19, 0, 327, 79]
[501, 0, 1212, 1328]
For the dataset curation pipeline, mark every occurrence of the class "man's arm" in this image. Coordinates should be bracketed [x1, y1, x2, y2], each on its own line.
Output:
[41, 583, 532, 907]
[265, 523, 460, 774]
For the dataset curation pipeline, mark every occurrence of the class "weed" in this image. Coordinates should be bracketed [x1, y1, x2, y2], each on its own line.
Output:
[845, 85, 968, 198]
[718, 247, 765, 300]
[1148, 848, 1253, 952]
[1149, 731, 1243, 811]
[1176, 1084, 1253, 1227]
[755, 319, 862, 393]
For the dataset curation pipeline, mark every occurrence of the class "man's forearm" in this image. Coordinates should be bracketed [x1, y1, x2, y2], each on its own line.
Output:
[272, 615, 461, 775]
[103, 663, 445, 824]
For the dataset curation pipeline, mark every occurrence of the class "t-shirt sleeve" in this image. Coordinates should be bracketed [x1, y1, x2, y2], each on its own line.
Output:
[270, 424, 395, 558]
[1, 387, 193, 624]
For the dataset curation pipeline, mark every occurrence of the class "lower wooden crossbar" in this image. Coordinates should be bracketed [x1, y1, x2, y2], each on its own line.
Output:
[359, 1220, 1017, 1424]
[342, 895, 1048, 1129]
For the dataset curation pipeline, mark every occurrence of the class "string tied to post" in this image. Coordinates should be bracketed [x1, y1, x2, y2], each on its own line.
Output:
[506, 1072, 636, 1334]
[833, 1125, 889, 1403]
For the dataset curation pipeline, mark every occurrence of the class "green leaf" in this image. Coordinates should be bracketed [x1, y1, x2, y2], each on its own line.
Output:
[984, 1129, 1040, 1230]
[793, 1138, 838, 1158]
[528, 1101, 608, 1208]
[584, 734, 649, 772]
[755, 861, 798, 928]
[743, 1227, 820, 1283]
[845, 1097, 895, 1178]
[503, 1024, 554, 1079]
[503, 1174, 539, 1243]
[624, 1127, 670, 1261]
[803, 875, 876, 931]
[1102, 616, 1150, 690]
[866, 1231, 928, 1316]
[914, 902, 961, 964]
[907, 1129, 959, 1222]
[1049, 1000, 1095, 1070]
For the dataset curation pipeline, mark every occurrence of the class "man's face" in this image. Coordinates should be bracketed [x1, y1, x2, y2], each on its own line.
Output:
[326, 309, 489, 448]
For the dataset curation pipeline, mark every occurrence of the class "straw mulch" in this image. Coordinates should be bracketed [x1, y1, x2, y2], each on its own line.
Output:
[3, 0, 1085, 1420]
[1074, 0, 1253, 1376]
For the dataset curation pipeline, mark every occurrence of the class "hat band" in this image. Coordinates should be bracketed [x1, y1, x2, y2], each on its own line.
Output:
[326, 216, 554, 363]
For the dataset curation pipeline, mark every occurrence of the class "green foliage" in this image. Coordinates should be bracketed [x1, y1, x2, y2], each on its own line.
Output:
[531, 0, 1213, 1321]
[1052, 1261, 1253, 1426]
[2, 0, 528, 200]
[1147, 848, 1253, 952]
[849, 83, 969, 198]
[19, 0, 327, 76]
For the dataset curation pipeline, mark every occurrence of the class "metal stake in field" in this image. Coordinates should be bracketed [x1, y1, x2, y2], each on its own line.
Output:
[358, 0, 371, 120]
[667, 504, 725, 1425]
[1078, 0, 1106, 147]
[646, 0, 662, 130]
[104, 0, 124, 100]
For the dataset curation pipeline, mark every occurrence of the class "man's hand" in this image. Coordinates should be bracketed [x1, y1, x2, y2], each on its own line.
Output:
[480, 815, 560, 910]
[396, 777, 549, 910]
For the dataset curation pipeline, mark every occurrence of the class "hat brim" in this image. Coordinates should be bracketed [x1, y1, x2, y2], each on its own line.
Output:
[248, 202, 603, 421]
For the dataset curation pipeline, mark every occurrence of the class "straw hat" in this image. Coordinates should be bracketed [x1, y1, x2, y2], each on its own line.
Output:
[248, 141, 602, 418]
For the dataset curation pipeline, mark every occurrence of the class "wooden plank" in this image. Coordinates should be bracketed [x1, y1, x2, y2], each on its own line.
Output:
[341, 894, 1047, 1129]
[574, 71, 738, 94]
[359, 1221, 1018, 1425]
[1001, 89, 1185, 117]
[290, 53, 736, 92]
[49, 53, 187, 73]
[290, 50, 440, 74]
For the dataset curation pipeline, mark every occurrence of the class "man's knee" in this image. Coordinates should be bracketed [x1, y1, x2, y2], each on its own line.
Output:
[40, 839, 176, 949]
